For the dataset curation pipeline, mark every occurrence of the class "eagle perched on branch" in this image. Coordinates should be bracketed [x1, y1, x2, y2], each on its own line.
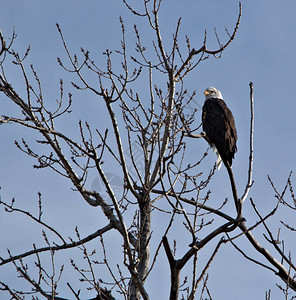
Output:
[202, 87, 237, 170]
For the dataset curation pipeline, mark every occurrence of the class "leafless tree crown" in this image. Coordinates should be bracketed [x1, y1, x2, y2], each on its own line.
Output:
[0, 1, 296, 299]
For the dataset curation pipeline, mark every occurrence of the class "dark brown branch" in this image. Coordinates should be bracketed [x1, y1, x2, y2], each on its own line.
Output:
[227, 232, 276, 273]
[122, 0, 147, 17]
[0, 282, 23, 300]
[188, 238, 224, 300]
[0, 30, 6, 57]
[163, 217, 242, 300]
[175, 2, 242, 79]
[250, 198, 296, 273]
[0, 224, 113, 266]
[162, 236, 181, 300]
[225, 161, 241, 218]
[238, 221, 296, 291]
[0, 197, 66, 245]
[135, 184, 235, 222]
[157, 182, 296, 292]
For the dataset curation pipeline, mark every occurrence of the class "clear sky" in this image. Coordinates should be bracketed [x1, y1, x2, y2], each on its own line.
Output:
[1, 1, 296, 299]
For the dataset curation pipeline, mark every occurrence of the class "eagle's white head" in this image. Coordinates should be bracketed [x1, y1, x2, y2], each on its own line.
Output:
[204, 87, 223, 100]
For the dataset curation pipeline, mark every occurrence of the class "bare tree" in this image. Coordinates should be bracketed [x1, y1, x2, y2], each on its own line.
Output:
[0, 1, 296, 299]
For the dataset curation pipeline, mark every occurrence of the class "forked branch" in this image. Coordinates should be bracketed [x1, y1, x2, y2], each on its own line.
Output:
[175, 2, 242, 80]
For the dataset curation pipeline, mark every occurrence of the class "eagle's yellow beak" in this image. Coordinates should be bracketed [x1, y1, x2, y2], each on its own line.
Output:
[204, 90, 210, 96]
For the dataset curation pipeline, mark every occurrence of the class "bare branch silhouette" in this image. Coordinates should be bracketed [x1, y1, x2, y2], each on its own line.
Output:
[1, 1, 295, 299]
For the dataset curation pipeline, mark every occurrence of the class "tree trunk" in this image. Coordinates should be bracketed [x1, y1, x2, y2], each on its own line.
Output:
[129, 197, 151, 299]
[169, 267, 180, 300]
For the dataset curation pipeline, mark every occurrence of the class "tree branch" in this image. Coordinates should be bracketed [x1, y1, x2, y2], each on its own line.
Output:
[0, 224, 113, 266]
[241, 81, 254, 202]
[175, 2, 242, 80]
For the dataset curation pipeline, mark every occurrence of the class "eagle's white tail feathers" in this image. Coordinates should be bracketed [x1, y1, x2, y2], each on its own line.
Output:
[216, 153, 222, 170]
[212, 145, 222, 170]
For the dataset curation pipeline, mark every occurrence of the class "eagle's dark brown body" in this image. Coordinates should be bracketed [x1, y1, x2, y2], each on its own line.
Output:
[202, 97, 237, 167]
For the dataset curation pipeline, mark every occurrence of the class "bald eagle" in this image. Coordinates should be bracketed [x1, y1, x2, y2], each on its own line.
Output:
[202, 87, 237, 170]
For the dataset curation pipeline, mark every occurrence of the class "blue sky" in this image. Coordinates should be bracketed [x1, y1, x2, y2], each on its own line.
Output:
[1, 1, 296, 299]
